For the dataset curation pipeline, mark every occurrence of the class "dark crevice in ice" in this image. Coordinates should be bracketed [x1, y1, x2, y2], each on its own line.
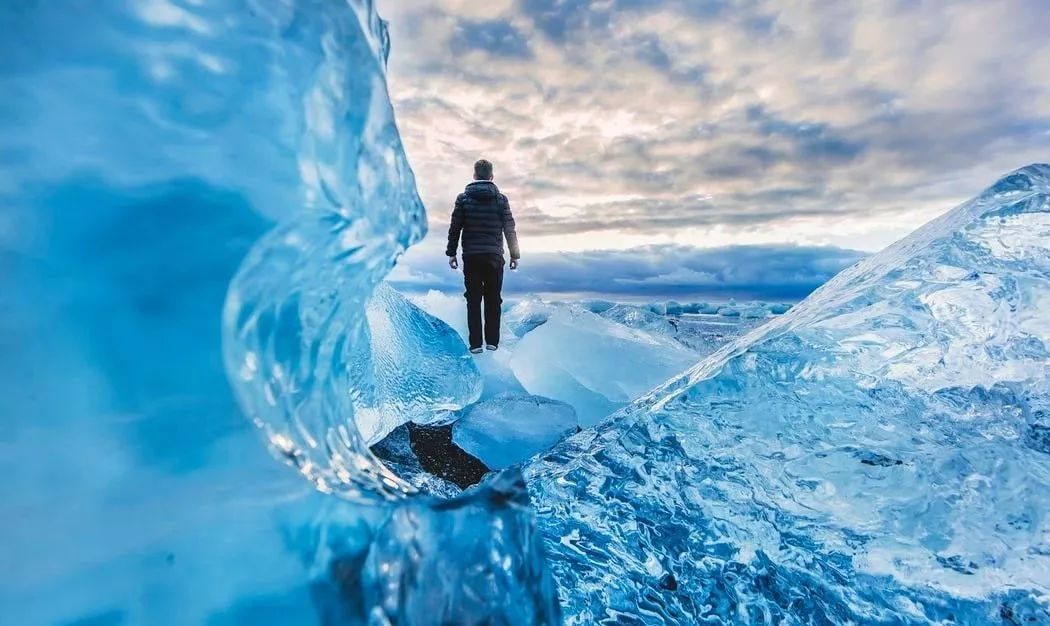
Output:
[371, 423, 491, 491]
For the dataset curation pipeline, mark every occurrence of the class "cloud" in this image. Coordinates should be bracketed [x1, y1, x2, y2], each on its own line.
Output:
[376, 0, 1050, 289]
[451, 19, 532, 59]
[389, 240, 866, 301]
[380, 0, 1050, 248]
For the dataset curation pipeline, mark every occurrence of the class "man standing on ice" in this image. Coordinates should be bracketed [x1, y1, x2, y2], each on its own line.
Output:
[446, 159, 521, 354]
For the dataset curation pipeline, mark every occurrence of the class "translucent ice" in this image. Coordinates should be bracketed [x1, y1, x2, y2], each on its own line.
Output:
[453, 394, 579, 469]
[413, 292, 708, 417]
[361, 472, 562, 624]
[1, 1, 555, 623]
[511, 307, 700, 424]
[599, 303, 679, 338]
[579, 298, 617, 314]
[504, 295, 559, 338]
[525, 164, 1050, 624]
[360, 283, 482, 443]
[412, 289, 471, 339]
[14, 4, 1044, 624]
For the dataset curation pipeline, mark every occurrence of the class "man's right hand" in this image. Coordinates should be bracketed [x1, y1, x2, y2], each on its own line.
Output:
[448, 256, 459, 270]
[509, 258, 519, 270]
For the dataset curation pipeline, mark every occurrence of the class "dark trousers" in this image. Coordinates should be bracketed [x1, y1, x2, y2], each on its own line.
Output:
[463, 253, 504, 349]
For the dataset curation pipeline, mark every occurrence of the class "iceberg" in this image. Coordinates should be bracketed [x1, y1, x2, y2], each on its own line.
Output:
[524, 164, 1050, 624]
[599, 303, 680, 338]
[413, 289, 472, 340]
[503, 294, 560, 337]
[580, 298, 618, 314]
[360, 472, 562, 625]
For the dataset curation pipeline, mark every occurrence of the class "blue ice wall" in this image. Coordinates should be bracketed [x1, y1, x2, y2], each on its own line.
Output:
[0, 2, 554, 624]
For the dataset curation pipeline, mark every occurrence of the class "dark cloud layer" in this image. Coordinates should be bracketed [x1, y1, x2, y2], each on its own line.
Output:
[391, 243, 867, 301]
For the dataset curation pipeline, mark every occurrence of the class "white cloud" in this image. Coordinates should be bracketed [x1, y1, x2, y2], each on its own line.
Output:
[376, 0, 1050, 280]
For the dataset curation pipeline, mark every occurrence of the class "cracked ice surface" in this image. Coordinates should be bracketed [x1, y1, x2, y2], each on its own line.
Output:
[525, 165, 1050, 625]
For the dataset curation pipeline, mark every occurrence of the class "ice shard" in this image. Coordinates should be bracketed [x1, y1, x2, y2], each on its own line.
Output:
[453, 393, 579, 469]
[525, 164, 1050, 624]
[511, 307, 700, 425]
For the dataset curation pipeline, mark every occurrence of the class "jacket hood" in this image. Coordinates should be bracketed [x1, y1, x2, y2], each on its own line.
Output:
[465, 180, 499, 200]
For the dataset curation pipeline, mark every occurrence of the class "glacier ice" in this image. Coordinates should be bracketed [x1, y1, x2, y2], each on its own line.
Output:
[579, 298, 618, 314]
[503, 294, 560, 338]
[412, 289, 473, 340]
[524, 164, 1050, 624]
[1, 1, 556, 623]
[599, 303, 680, 338]
[453, 394, 579, 469]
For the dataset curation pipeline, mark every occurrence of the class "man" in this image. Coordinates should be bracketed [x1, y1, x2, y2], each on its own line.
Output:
[446, 159, 520, 354]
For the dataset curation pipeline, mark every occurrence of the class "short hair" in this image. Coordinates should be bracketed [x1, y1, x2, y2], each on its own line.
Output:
[474, 159, 493, 180]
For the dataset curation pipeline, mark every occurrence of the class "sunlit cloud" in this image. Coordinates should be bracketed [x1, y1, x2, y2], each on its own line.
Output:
[377, 0, 1050, 298]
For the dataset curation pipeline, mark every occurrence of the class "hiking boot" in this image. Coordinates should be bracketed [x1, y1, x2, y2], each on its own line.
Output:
[485, 344, 498, 352]
[469, 347, 483, 354]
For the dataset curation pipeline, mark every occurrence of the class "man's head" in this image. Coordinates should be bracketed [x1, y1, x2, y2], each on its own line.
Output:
[473, 159, 494, 181]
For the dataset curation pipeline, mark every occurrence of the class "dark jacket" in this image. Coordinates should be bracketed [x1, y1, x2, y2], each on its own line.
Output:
[446, 180, 520, 259]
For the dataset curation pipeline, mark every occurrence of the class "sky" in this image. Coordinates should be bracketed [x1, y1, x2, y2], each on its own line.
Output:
[377, 0, 1050, 301]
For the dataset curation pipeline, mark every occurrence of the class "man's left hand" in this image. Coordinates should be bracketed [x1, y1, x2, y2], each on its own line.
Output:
[509, 259, 519, 270]
[448, 256, 459, 270]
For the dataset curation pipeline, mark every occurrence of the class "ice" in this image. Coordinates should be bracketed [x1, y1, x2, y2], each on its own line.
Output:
[412, 289, 470, 339]
[361, 472, 561, 624]
[12, 2, 1045, 622]
[411, 292, 690, 414]
[1, 1, 554, 623]
[599, 303, 679, 338]
[648, 299, 795, 318]
[503, 294, 559, 337]
[647, 301, 668, 315]
[599, 301, 790, 353]
[368, 424, 468, 498]
[579, 298, 617, 314]
[511, 307, 700, 425]
[680, 301, 720, 313]
[360, 283, 482, 443]
[524, 164, 1050, 624]
[674, 311, 767, 353]
[412, 292, 762, 424]
[453, 394, 579, 469]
